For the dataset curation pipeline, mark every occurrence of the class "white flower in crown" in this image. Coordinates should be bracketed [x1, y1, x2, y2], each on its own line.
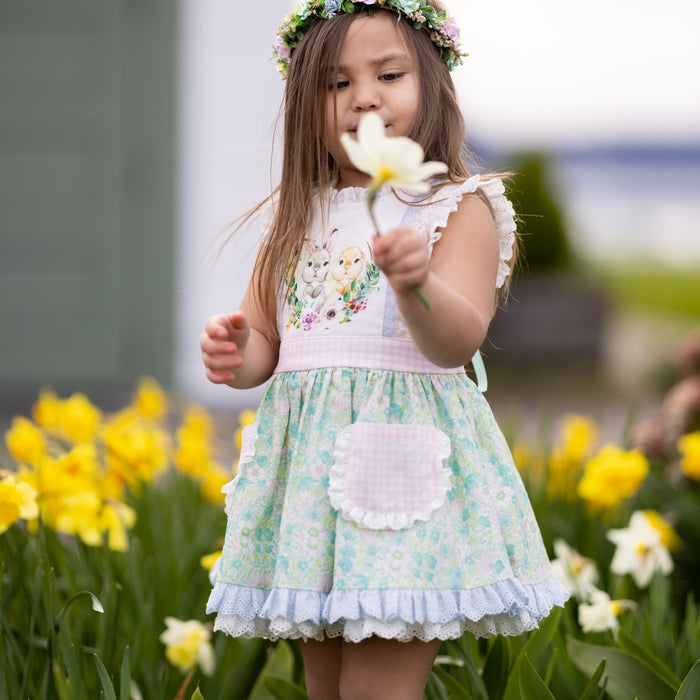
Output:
[340, 112, 448, 198]
[578, 589, 636, 634]
[607, 510, 674, 588]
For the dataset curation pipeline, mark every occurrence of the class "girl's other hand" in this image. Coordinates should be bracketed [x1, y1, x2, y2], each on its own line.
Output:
[200, 311, 250, 384]
[372, 225, 430, 295]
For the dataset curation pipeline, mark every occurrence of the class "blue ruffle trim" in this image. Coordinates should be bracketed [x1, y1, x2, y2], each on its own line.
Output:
[206, 576, 570, 642]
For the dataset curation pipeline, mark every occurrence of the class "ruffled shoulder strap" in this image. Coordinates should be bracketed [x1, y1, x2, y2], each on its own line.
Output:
[417, 175, 517, 289]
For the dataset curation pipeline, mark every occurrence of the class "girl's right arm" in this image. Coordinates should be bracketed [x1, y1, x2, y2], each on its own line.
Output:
[200, 282, 280, 390]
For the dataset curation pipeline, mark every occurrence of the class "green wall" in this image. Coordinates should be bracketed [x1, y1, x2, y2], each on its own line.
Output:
[0, 0, 176, 404]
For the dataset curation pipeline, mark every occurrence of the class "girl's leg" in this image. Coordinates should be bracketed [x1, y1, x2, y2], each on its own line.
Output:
[339, 637, 441, 700]
[300, 637, 343, 700]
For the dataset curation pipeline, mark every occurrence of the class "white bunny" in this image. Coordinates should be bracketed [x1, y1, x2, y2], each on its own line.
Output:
[301, 229, 336, 304]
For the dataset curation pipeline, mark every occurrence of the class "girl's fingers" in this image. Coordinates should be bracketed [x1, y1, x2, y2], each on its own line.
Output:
[200, 334, 237, 356]
[202, 351, 242, 372]
[205, 367, 235, 384]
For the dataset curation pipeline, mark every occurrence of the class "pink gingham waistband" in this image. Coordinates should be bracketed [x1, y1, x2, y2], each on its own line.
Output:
[274, 336, 466, 374]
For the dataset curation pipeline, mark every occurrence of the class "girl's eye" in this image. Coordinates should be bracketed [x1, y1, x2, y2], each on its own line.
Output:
[380, 72, 403, 82]
[329, 79, 350, 91]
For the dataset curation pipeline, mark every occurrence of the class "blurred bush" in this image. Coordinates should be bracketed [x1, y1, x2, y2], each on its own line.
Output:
[508, 151, 572, 275]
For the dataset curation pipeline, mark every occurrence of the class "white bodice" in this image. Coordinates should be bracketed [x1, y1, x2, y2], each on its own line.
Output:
[276, 175, 516, 344]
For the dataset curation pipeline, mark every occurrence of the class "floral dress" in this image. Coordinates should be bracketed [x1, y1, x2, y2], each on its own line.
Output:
[206, 175, 569, 642]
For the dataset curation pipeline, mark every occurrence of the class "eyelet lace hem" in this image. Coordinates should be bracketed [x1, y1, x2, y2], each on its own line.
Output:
[207, 576, 569, 642]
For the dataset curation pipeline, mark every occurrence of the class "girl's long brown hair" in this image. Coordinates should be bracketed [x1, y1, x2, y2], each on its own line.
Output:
[235, 2, 512, 339]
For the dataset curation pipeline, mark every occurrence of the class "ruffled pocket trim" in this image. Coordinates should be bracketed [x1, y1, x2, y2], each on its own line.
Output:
[223, 423, 258, 517]
[328, 423, 452, 531]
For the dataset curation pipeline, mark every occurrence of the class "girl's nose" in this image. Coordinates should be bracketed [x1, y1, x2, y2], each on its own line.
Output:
[351, 83, 380, 112]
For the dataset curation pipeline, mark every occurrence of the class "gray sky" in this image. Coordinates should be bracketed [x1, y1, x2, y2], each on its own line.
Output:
[449, 0, 700, 146]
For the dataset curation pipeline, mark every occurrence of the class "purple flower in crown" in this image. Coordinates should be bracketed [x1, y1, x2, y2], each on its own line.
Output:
[444, 18, 460, 42]
[275, 35, 291, 62]
[324, 0, 342, 15]
[356, 0, 378, 5]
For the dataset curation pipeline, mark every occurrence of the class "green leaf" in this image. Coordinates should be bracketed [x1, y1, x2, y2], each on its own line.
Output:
[577, 659, 606, 700]
[566, 636, 676, 700]
[676, 660, 700, 700]
[503, 607, 562, 700]
[261, 675, 309, 700]
[249, 641, 296, 700]
[442, 641, 489, 700]
[119, 647, 130, 700]
[431, 665, 474, 699]
[617, 627, 680, 690]
[518, 655, 556, 700]
[482, 635, 512, 700]
[93, 654, 117, 700]
[191, 687, 206, 700]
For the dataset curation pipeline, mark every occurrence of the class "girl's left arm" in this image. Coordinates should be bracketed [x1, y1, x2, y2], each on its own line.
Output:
[372, 193, 501, 368]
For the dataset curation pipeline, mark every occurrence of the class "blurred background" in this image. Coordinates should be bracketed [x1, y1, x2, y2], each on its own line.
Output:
[1, 0, 699, 439]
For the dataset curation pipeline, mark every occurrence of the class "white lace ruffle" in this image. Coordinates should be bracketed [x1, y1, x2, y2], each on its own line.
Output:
[328, 423, 452, 530]
[223, 423, 258, 517]
[207, 576, 569, 643]
[425, 175, 516, 289]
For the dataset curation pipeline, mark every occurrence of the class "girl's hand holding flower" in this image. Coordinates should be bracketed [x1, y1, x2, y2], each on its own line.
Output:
[372, 225, 431, 300]
[341, 112, 448, 309]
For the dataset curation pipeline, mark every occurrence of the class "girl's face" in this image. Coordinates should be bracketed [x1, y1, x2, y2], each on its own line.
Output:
[324, 13, 420, 188]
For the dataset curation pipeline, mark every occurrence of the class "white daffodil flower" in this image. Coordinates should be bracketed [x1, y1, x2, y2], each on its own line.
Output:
[607, 510, 674, 588]
[160, 617, 215, 676]
[550, 538, 599, 601]
[578, 588, 636, 634]
[340, 112, 448, 199]
[340, 112, 447, 309]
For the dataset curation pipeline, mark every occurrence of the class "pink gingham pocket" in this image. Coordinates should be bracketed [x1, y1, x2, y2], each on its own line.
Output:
[328, 423, 452, 530]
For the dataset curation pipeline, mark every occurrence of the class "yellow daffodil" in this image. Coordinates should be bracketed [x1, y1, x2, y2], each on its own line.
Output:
[160, 617, 215, 676]
[577, 444, 649, 510]
[578, 588, 636, 634]
[132, 376, 167, 419]
[179, 406, 215, 441]
[103, 409, 169, 485]
[4, 416, 46, 465]
[607, 510, 674, 588]
[174, 439, 210, 478]
[550, 538, 599, 602]
[0, 474, 39, 534]
[32, 389, 62, 428]
[199, 463, 230, 504]
[548, 414, 597, 500]
[101, 500, 137, 552]
[54, 491, 104, 546]
[340, 112, 448, 309]
[58, 393, 102, 443]
[235, 409, 257, 452]
[677, 431, 700, 480]
[643, 509, 681, 552]
[200, 550, 222, 571]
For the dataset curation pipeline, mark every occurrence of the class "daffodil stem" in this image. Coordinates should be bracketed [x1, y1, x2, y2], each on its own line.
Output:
[413, 286, 431, 310]
[368, 192, 431, 311]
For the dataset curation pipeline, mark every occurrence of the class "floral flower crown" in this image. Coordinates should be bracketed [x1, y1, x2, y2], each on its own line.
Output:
[274, 0, 465, 78]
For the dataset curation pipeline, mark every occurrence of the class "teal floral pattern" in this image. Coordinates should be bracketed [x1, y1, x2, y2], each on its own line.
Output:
[210, 366, 568, 640]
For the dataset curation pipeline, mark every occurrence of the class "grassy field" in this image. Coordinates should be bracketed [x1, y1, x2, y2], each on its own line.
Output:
[593, 263, 700, 319]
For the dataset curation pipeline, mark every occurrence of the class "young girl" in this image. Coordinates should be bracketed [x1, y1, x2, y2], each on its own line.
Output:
[202, 2, 568, 697]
